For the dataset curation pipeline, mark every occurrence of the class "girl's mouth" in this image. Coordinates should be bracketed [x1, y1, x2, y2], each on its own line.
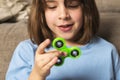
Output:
[58, 24, 73, 32]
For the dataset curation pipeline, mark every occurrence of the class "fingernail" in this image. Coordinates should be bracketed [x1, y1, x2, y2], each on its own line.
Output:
[60, 52, 67, 56]
[46, 39, 50, 42]
[63, 52, 67, 56]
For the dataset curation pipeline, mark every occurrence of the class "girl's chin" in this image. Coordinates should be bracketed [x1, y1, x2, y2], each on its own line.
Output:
[56, 35, 73, 40]
[54, 33, 75, 39]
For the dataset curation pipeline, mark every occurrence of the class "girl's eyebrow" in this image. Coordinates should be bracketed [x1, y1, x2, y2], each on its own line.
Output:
[46, 0, 56, 2]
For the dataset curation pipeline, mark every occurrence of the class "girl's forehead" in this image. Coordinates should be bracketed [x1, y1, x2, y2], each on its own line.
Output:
[44, 0, 82, 5]
[45, 0, 80, 1]
[45, 0, 82, 3]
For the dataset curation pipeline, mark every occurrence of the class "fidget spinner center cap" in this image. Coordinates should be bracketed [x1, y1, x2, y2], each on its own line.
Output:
[55, 40, 63, 48]
[71, 50, 79, 57]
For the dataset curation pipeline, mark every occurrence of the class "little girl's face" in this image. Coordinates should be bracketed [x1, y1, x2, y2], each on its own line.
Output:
[45, 0, 83, 40]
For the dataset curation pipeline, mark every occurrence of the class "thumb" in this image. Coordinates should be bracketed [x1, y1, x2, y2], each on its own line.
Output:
[36, 39, 51, 54]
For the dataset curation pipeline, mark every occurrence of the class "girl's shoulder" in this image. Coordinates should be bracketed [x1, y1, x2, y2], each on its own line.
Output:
[17, 39, 38, 50]
[92, 36, 117, 51]
[13, 39, 37, 59]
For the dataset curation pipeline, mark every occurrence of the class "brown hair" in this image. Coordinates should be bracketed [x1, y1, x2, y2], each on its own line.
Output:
[28, 0, 100, 45]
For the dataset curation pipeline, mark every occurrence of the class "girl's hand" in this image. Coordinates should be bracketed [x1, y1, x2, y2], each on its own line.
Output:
[29, 39, 65, 80]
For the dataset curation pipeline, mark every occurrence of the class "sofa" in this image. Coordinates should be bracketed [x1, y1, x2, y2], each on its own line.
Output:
[0, 0, 120, 80]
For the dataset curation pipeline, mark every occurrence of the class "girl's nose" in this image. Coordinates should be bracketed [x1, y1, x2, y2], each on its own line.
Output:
[58, 6, 70, 20]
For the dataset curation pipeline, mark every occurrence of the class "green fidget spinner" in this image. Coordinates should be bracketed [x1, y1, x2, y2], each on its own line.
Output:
[52, 37, 82, 66]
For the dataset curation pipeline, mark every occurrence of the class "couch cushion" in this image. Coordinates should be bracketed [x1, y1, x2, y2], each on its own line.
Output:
[0, 20, 28, 80]
[96, 0, 120, 12]
[98, 13, 120, 54]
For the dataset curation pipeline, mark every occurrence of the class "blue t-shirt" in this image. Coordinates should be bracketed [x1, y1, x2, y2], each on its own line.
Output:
[6, 37, 120, 80]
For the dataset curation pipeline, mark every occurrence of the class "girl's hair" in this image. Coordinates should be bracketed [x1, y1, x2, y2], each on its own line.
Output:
[28, 0, 100, 45]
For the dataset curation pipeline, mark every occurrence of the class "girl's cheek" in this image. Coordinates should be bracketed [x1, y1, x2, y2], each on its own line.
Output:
[45, 11, 57, 20]
[70, 9, 82, 21]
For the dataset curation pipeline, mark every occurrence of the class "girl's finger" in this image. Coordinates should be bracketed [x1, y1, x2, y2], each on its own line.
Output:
[36, 39, 51, 55]
[43, 57, 58, 71]
[38, 51, 62, 68]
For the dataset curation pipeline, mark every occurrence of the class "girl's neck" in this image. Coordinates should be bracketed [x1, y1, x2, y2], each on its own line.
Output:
[66, 40, 83, 47]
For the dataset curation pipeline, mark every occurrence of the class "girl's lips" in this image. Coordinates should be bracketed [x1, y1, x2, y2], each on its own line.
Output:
[58, 24, 73, 32]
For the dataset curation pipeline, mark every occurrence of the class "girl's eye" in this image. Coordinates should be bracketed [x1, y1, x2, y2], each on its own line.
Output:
[46, 2, 57, 9]
[67, 1, 80, 9]
[67, 5, 79, 8]
[47, 6, 57, 9]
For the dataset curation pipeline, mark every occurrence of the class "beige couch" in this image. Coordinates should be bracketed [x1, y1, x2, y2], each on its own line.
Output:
[0, 0, 120, 80]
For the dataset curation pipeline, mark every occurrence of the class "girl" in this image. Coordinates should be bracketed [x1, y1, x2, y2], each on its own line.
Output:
[6, 0, 120, 80]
